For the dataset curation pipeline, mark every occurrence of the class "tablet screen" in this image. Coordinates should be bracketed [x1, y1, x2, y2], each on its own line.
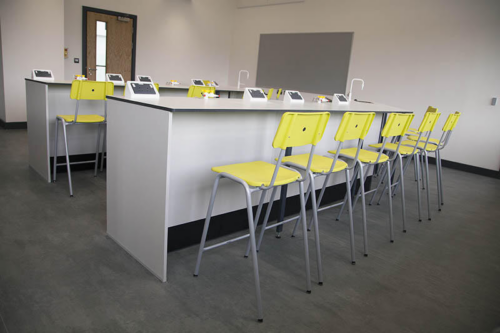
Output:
[337, 95, 348, 102]
[249, 89, 265, 98]
[289, 92, 303, 100]
[35, 70, 52, 78]
[131, 83, 156, 95]
[109, 75, 122, 81]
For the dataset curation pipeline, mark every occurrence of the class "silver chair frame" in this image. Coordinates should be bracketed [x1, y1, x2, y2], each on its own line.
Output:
[284, 142, 357, 264]
[52, 100, 107, 197]
[333, 138, 396, 253]
[194, 148, 318, 322]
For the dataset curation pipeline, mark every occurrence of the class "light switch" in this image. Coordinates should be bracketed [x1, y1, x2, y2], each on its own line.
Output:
[74, 58, 79, 64]
[492, 98, 497, 106]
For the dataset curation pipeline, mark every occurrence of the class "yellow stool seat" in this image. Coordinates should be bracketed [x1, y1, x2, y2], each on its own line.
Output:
[212, 161, 301, 187]
[282, 154, 348, 173]
[369, 143, 417, 155]
[407, 135, 440, 145]
[329, 147, 389, 163]
[401, 140, 438, 152]
[57, 114, 105, 123]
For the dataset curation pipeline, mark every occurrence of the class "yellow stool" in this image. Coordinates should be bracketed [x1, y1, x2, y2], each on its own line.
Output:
[276, 88, 282, 99]
[286, 112, 389, 264]
[366, 114, 418, 232]
[194, 112, 330, 322]
[405, 112, 461, 209]
[187, 85, 216, 98]
[53, 80, 114, 196]
[371, 109, 440, 221]
[266, 88, 274, 100]
[333, 112, 414, 251]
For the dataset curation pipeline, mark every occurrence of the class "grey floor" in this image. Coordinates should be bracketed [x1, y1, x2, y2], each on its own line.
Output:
[1, 128, 499, 333]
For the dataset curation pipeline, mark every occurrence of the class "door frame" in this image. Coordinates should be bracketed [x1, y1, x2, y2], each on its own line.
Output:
[82, 6, 138, 80]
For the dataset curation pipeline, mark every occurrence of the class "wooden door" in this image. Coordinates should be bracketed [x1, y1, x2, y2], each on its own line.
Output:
[86, 11, 134, 81]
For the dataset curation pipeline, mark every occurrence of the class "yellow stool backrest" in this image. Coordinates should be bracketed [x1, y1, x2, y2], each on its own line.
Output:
[187, 85, 216, 98]
[276, 88, 282, 99]
[417, 107, 441, 133]
[335, 112, 376, 142]
[442, 112, 461, 131]
[203, 80, 211, 86]
[273, 112, 330, 149]
[381, 113, 415, 138]
[70, 80, 114, 100]
[267, 88, 274, 100]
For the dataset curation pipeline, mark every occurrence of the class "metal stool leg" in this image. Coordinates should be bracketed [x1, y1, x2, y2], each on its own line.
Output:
[243, 189, 270, 257]
[414, 152, 418, 181]
[243, 185, 264, 322]
[336, 163, 359, 221]
[420, 153, 426, 190]
[291, 182, 312, 237]
[386, 161, 394, 242]
[438, 150, 444, 206]
[53, 118, 59, 182]
[416, 151, 422, 222]
[424, 151, 432, 220]
[298, 181, 312, 293]
[434, 150, 442, 211]
[358, 162, 368, 256]
[94, 123, 101, 177]
[369, 162, 388, 205]
[194, 175, 221, 277]
[61, 120, 73, 197]
[307, 174, 330, 231]
[345, 168, 356, 264]
[100, 125, 106, 172]
[351, 164, 372, 211]
[398, 154, 407, 232]
[255, 187, 278, 253]
[308, 171, 323, 285]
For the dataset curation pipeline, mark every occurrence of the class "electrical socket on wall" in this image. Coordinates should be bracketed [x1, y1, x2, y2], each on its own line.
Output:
[492, 98, 497, 106]
[74, 58, 79, 64]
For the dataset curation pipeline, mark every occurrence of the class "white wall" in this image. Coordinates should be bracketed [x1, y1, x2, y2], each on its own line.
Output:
[64, 0, 235, 85]
[0, 17, 6, 122]
[227, 0, 500, 171]
[0, 0, 64, 123]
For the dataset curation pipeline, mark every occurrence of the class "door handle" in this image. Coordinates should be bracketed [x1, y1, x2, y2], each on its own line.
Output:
[88, 68, 97, 76]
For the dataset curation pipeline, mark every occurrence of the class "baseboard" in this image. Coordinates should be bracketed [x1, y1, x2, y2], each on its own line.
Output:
[167, 176, 372, 252]
[427, 157, 499, 179]
[0, 119, 28, 129]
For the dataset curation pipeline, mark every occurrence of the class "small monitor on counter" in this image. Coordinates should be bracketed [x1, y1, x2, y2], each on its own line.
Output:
[137, 75, 153, 83]
[125, 81, 159, 100]
[284, 90, 304, 103]
[191, 79, 205, 86]
[334, 94, 349, 104]
[32, 69, 54, 82]
[243, 88, 267, 101]
[106, 73, 125, 86]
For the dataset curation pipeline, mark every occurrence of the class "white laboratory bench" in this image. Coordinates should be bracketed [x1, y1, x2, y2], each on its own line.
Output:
[24, 79, 245, 182]
[104, 95, 410, 282]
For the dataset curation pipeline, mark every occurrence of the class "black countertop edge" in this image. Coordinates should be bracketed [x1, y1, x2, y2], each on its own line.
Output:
[107, 96, 176, 112]
[106, 95, 411, 114]
[25, 78, 67, 85]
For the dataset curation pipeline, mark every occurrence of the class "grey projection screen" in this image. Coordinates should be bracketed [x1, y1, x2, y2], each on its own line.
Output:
[255, 32, 353, 95]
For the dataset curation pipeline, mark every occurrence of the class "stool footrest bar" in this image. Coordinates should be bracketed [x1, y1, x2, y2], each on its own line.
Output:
[55, 160, 97, 166]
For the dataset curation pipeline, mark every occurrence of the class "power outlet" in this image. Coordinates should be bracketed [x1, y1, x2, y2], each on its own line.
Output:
[492, 97, 497, 106]
[74, 58, 79, 63]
